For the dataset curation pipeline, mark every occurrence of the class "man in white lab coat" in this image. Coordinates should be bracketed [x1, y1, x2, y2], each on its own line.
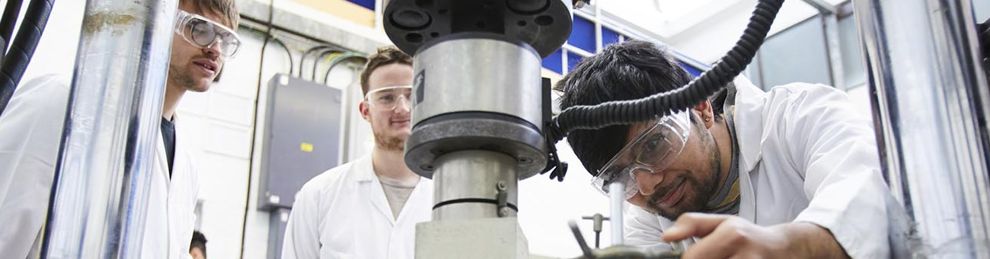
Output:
[0, 1, 240, 258]
[281, 47, 433, 259]
[558, 40, 892, 258]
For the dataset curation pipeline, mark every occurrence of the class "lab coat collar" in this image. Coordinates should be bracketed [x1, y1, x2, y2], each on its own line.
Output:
[348, 154, 396, 224]
[154, 112, 198, 258]
[171, 114, 190, 184]
[728, 76, 767, 173]
[351, 154, 376, 183]
[351, 153, 432, 224]
[155, 114, 191, 185]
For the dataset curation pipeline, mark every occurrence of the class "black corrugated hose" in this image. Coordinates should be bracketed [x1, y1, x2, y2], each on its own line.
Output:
[0, 0, 55, 117]
[0, 0, 24, 59]
[545, 0, 785, 145]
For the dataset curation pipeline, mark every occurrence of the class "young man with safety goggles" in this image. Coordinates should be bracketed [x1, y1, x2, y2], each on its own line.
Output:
[282, 47, 432, 259]
[0, 1, 240, 258]
[559, 40, 892, 258]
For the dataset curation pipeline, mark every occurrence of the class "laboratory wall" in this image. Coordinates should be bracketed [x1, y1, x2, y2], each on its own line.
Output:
[17, 0, 988, 258]
[17, 0, 612, 257]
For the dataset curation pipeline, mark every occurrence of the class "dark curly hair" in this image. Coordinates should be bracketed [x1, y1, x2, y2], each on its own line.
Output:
[557, 40, 694, 175]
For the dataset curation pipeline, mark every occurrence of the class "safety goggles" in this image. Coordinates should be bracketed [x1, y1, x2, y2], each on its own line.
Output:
[591, 111, 692, 199]
[364, 85, 413, 110]
[175, 10, 241, 58]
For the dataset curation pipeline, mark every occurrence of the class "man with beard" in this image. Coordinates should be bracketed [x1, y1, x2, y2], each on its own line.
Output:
[282, 46, 432, 259]
[0, 1, 240, 258]
[558, 41, 891, 258]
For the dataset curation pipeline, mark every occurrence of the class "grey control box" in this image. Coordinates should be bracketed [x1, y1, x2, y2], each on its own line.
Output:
[258, 74, 343, 210]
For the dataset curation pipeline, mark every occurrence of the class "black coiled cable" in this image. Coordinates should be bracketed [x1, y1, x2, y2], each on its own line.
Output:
[0, 0, 55, 117]
[545, 0, 784, 144]
[0, 0, 24, 57]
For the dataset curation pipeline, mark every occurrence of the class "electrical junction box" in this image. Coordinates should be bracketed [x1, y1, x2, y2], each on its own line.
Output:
[258, 74, 343, 211]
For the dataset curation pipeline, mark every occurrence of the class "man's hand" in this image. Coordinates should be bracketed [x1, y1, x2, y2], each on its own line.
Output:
[661, 213, 848, 259]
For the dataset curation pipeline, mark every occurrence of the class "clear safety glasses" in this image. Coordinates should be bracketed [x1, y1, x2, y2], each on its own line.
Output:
[175, 10, 241, 58]
[364, 85, 413, 110]
[591, 111, 692, 199]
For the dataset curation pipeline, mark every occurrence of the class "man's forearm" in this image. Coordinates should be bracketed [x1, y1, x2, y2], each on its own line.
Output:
[779, 222, 848, 258]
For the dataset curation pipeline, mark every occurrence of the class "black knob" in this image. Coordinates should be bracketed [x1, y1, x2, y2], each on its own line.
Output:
[507, 0, 548, 14]
[390, 8, 432, 30]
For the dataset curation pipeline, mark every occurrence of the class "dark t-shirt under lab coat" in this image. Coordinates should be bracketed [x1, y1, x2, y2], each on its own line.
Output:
[161, 117, 176, 175]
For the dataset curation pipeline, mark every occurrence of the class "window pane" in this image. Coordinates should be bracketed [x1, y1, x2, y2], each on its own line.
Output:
[678, 61, 702, 78]
[567, 51, 585, 72]
[602, 26, 621, 49]
[348, 0, 375, 10]
[746, 53, 764, 87]
[976, 0, 989, 22]
[543, 49, 563, 74]
[568, 16, 595, 52]
[757, 16, 832, 88]
[839, 14, 867, 88]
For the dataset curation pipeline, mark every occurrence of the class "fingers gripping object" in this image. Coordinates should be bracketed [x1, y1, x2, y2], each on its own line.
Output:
[568, 220, 683, 259]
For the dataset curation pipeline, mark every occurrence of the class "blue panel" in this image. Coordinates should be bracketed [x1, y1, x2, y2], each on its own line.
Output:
[543, 49, 563, 74]
[349, 0, 375, 10]
[601, 26, 621, 49]
[568, 16, 595, 52]
[567, 51, 585, 72]
[679, 61, 703, 77]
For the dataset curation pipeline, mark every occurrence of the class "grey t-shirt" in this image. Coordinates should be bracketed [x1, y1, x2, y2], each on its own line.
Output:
[378, 176, 420, 219]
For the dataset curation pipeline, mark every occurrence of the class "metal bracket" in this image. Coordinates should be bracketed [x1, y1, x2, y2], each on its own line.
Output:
[801, 0, 837, 15]
[573, 0, 590, 9]
[567, 220, 682, 259]
[540, 77, 569, 182]
[581, 213, 610, 248]
[496, 181, 512, 217]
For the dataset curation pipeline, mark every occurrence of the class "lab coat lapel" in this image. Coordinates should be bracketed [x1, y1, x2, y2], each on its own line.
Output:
[155, 123, 171, 184]
[728, 76, 765, 221]
[170, 115, 190, 190]
[394, 178, 430, 224]
[356, 155, 396, 225]
[166, 114, 195, 259]
[730, 76, 766, 173]
[151, 119, 176, 258]
[737, 161, 757, 220]
[142, 114, 197, 259]
[162, 116, 183, 259]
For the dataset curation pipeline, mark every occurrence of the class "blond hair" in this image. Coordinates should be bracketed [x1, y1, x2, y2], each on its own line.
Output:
[181, 0, 239, 29]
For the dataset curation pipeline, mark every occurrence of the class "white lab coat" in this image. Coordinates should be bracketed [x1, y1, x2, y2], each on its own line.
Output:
[624, 77, 891, 258]
[282, 154, 434, 259]
[0, 75, 199, 259]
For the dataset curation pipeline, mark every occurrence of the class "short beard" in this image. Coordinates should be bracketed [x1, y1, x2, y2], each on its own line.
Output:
[169, 65, 196, 89]
[169, 65, 210, 92]
[646, 173, 715, 219]
[646, 119, 721, 219]
[374, 133, 406, 151]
